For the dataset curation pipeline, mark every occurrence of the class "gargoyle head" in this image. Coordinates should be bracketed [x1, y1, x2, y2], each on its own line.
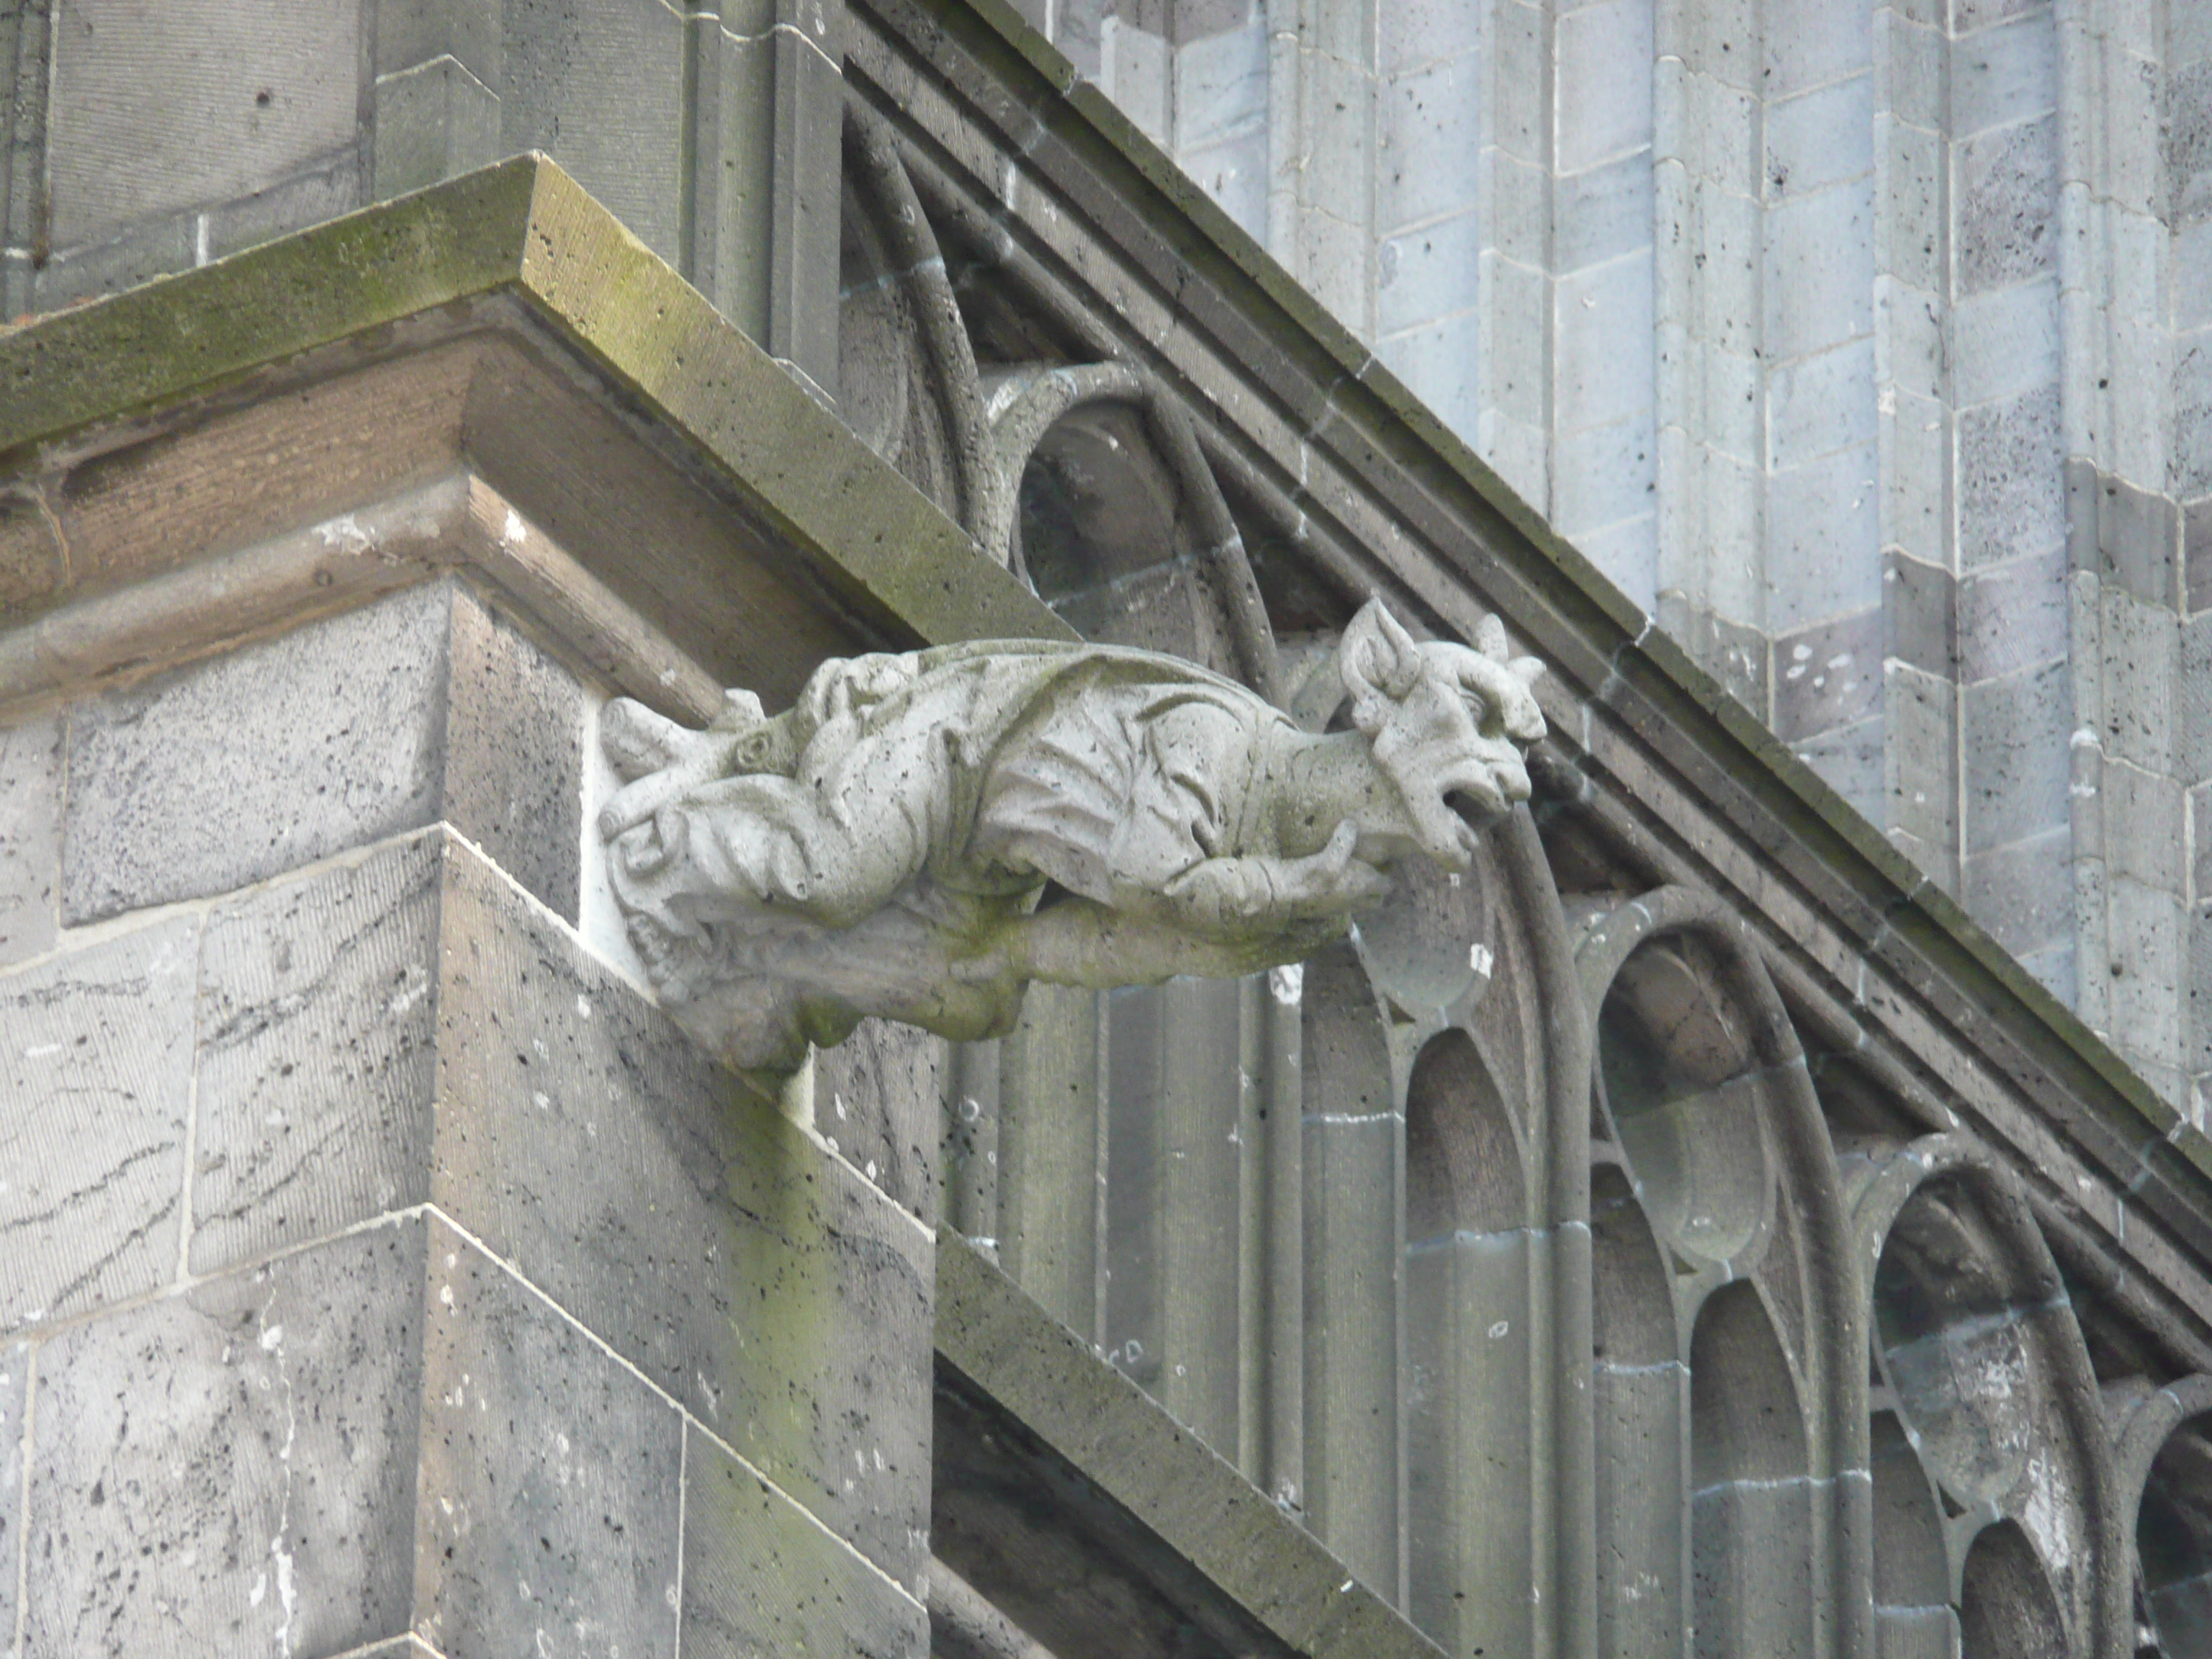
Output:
[1340, 599, 1547, 871]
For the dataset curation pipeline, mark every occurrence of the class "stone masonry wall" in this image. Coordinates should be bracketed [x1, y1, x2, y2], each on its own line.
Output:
[0, 579, 934, 1655]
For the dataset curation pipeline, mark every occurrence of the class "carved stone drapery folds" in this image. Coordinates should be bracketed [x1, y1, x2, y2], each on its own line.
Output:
[598, 598, 1545, 1070]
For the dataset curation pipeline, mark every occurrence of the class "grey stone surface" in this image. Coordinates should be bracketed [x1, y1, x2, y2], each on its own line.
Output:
[442, 586, 586, 918]
[2086, 467, 2180, 611]
[2108, 873, 2183, 1061]
[372, 58, 503, 202]
[2189, 495, 2212, 613]
[1948, 275, 2062, 410]
[498, 0, 688, 266]
[680, 1425, 928, 1659]
[202, 152, 360, 263]
[414, 1213, 681, 1659]
[1794, 711, 1884, 827]
[814, 1017, 949, 1226]
[23, 1223, 423, 1656]
[0, 917, 198, 1335]
[1768, 336, 1876, 469]
[1763, 444, 1882, 630]
[0, 711, 60, 967]
[1958, 113, 2057, 295]
[2098, 760, 2183, 891]
[1377, 206, 1480, 338]
[1950, 7, 2057, 138]
[2101, 588, 2178, 773]
[1552, 149, 1655, 276]
[1376, 48, 1480, 233]
[2175, 330, 2212, 500]
[0, 1336, 24, 1642]
[1550, 0, 1653, 175]
[1959, 382, 2066, 570]
[430, 843, 935, 1585]
[45, 0, 361, 250]
[1763, 72, 1873, 199]
[1773, 606, 1881, 742]
[1763, 0, 1869, 96]
[376, 0, 502, 84]
[62, 584, 451, 927]
[28, 211, 197, 312]
[189, 835, 443, 1276]
[1962, 658, 2072, 854]
[1763, 180, 1874, 361]
[2167, 57, 2212, 225]
[61, 581, 586, 929]
[1884, 551, 1956, 679]
[1958, 545, 2067, 684]
[1961, 827, 2074, 959]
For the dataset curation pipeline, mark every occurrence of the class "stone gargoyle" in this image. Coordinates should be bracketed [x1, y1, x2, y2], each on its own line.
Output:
[598, 599, 1545, 1070]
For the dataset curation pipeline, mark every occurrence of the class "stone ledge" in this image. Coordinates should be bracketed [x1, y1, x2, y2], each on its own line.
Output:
[933, 1230, 1447, 1659]
[0, 153, 1073, 659]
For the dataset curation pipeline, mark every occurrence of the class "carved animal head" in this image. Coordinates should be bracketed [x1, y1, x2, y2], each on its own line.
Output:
[1340, 599, 1547, 869]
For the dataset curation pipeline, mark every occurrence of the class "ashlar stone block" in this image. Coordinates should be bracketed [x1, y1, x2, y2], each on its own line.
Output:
[681, 1425, 928, 1658]
[44, 0, 361, 251]
[1959, 382, 2067, 571]
[157, 822, 936, 1586]
[431, 844, 935, 1586]
[0, 1337, 24, 1642]
[0, 916, 199, 1336]
[23, 1223, 425, 1657]
[414, 1215, 682, 1659]
[498, 0, 692, 266]
[61, 580, 585, 930]
[189, 835, 444, 1274]
[1958, 112, 2058, 297]
[1764, 72, 1874, 201]
[1961, 656, 2072, 855]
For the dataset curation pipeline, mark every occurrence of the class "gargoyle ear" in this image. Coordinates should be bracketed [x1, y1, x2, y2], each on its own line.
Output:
[1340, 598, 1423, 709]
[1474, 613, 1509, 661]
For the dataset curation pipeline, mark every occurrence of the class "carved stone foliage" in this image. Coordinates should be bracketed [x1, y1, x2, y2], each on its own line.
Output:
[598, 601, 1545, 1070]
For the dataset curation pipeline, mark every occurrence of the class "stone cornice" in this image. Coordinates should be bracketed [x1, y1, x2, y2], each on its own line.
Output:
[0, 153, 1074, 657]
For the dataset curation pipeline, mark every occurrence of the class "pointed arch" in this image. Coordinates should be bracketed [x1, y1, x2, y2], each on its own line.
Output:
[1851, 1136, 2124, 1658]
[1573, 886, 1868, 1659]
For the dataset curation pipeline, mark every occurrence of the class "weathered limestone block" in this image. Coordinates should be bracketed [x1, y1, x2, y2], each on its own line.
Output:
[603, 599, 1546, 1069]
[0, 711, 61, 966]
[24, 1223, 423, 1655]
[681, 1425, 930, 1658]
[189, 836, 444, 1272]
[414, 1214, 683, 1658]
[433, 843, 933, 1586]
[156, 827, 935, 1586]
[0, 916, 199, 1335]
[0, 1338, 24, 1641]
[61, 579, 585, 929]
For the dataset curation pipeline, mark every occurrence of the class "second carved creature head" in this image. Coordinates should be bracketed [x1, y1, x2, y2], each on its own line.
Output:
[1335, 598, 1548, 873]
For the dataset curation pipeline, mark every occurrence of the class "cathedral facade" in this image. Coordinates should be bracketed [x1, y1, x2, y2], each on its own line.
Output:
[0, 2, 2208, 1655]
